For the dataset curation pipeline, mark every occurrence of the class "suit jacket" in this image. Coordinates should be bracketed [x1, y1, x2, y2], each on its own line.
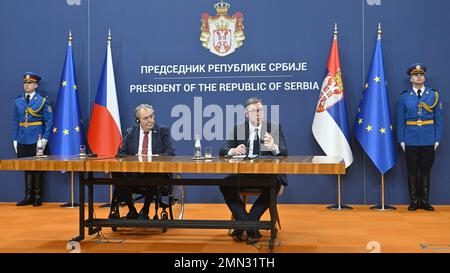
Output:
[220, 121, 288, 186]
[118, 123, 175, 156]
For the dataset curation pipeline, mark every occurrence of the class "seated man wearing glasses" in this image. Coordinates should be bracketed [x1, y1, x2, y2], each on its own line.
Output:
[219, 97, 288, 244]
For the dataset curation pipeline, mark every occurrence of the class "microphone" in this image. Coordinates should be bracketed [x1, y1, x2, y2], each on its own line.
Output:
[115, 126, 138, 158]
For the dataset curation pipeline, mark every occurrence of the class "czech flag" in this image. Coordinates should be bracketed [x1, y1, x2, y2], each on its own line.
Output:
[87, 32, 122, 156]
[312, 25, 353, 168]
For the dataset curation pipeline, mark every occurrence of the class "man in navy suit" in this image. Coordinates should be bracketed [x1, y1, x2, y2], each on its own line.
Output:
[110, 104, 175, 220]
[219, 97, 288, 244]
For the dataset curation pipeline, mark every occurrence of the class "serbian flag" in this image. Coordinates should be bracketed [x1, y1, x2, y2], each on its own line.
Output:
[87, 32, 122, 156]
[312, 25, 353, 168]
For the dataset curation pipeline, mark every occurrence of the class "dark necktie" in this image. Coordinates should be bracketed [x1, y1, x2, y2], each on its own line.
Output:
[253, 128, 260, 156]
[26, 95, 30, 104]
[417, 89, 422, 99]
[141, 131, 149, 155]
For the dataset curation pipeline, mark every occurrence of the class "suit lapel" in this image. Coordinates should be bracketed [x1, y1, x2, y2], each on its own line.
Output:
[132, 127, 140, 155]
[151, 126, 158, 153]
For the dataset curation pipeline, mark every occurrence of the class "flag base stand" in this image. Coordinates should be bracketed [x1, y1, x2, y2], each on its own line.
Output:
[370, 173, 396, 211]
[60, 202, 79, 208]
[327, 175, 353, 210]
[60, 171, 79, 208]
[370, 204, 396, 211]
[327, 204, 353, 210]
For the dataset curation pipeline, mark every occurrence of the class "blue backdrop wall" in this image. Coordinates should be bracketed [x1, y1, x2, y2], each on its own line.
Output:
[0, 0, 449, 204]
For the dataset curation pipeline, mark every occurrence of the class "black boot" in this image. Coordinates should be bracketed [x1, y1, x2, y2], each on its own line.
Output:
[33, 172, 43, 207]
[419, 176, 434, 211]
[407, 176, 419, 211]
[16, 173, 34, 206]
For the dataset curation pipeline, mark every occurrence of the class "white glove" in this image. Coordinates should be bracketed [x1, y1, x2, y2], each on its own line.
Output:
[42, 139, 48, 150]
[13, 140, 17, 154]
[400, 142, 405, 152]
[434, 142, 439, 150]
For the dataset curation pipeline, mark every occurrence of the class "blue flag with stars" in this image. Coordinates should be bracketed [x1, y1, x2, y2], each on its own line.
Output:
[354, 32, 397, 174]
[49, 36, 84, 155]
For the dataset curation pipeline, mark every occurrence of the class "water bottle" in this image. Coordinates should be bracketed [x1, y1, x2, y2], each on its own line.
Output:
[36, 134, 44, 157]
[194, 134, 202, 159]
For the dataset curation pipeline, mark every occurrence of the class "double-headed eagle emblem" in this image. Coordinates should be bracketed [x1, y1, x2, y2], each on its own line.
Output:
[200, 1, 245, 57]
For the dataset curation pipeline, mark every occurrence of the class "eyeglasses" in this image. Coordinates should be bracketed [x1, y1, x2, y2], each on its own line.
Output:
[247, 108, 264, 114]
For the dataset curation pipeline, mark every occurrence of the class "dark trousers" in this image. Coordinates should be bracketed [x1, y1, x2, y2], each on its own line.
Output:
[405, 145, 435, 206]
[111, 172, 171, 215]
[405, 145, 435, 176]
[220, 174, 281, 237]
[17, 143, 48, 200]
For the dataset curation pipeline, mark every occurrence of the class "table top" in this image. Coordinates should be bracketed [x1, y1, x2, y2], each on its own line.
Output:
[0, 155, 345, 174]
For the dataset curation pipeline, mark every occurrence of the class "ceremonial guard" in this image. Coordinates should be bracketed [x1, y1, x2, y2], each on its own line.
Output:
[12, 72, 53, 206]
[397, 64, 443, 211]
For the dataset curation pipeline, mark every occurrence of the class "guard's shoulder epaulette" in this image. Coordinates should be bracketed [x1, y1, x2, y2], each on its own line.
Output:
[430, 88, 439, 94]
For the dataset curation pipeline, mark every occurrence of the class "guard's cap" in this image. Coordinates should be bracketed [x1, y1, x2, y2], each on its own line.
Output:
[407, 63, 427, 75]
[23, 72, 41, 83]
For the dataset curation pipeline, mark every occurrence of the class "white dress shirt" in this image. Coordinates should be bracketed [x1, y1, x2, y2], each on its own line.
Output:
[25, 92, 36, 102]
[413, 87, 424, 98]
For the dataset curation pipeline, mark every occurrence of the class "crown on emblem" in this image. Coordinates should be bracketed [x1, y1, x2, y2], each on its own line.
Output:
[215, 20, 229, 31]
[214, 1, 230, 15]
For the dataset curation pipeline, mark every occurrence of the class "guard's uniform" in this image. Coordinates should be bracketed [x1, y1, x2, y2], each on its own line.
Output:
[12, 72, 53, 206]
[396, 64, 443, 211]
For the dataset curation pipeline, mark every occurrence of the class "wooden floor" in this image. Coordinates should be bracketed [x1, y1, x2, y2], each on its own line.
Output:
[0, 202, 450, 253]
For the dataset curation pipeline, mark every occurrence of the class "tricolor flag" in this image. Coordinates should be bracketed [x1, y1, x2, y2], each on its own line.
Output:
[87, 31, 122, 156]
[312, 25, 353, 168]
[49, 31, 84, 155]
[354, 24, 396, 174]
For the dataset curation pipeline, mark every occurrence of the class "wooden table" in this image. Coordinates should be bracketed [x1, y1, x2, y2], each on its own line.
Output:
[0, 155, 345, 251]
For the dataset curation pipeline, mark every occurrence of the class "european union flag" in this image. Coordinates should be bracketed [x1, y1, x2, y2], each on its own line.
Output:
[354, 28, 397, 174]
[49, 32, 84, 155]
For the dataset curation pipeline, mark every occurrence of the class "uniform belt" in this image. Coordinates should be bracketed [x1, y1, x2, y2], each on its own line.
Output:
[406, 119, 434, 127]
[19, 121, 43, 128]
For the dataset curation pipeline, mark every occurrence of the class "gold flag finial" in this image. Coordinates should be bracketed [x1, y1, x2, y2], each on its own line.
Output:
[334, 23, 338, 39]
[377, 22, 382, 39]
[68, 30, 73, 45]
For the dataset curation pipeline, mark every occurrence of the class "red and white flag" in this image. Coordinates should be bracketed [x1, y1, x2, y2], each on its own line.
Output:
[87, 32, 122, 156]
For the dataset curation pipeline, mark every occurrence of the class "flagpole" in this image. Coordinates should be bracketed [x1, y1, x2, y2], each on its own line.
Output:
[60, 171, 80, 208]
[325, 24, 352, 211]
[370, 173, 396, 211]
[60, 31, 79, 209]
[327, 174, 353, 210]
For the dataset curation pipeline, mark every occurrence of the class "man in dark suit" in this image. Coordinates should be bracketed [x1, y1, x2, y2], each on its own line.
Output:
[219, 97, 288, 244]
[110, 104, 175, 220]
